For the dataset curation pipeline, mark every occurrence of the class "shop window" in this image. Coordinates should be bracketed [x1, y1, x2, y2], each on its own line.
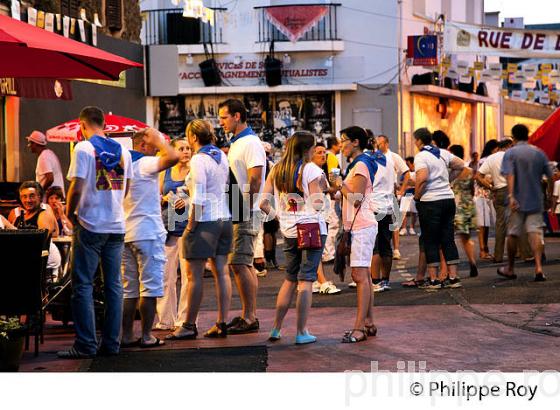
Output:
[106, 0, 123, 31]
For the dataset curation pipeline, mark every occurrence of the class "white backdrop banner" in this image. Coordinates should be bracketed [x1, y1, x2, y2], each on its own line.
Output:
[445, 21, 560, 58]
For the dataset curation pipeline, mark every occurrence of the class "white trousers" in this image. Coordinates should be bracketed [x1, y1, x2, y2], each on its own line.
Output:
[155, 235, 188, 328]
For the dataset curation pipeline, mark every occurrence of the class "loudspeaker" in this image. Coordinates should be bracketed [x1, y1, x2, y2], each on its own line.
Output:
[167, 15, 201, 45]
[264, 56, 282, 87]
[411, 72, 438, 85]
[476, 82, 488, 96]
[199, 59, 221, 86]
[458, 78, 474, 93]
[444, 77, 456, 90]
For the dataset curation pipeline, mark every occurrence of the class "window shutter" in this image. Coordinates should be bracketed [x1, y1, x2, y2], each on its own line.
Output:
[106, 0, 123, 31]
[60, 0, 80, 18]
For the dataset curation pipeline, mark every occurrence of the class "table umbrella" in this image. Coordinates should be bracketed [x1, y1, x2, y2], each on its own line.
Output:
[0, 14, 142, 80]
[46, 114, 168, 142]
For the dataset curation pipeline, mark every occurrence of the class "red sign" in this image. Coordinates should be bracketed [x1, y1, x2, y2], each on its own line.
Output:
[0, 77, 72, 99]
[264, 5, 328, 42]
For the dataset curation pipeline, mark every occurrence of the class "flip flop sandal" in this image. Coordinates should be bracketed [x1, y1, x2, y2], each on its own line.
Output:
[140, 337, 165, 348]
[497, 267, 517, 280]
[120, 338, 142, 348]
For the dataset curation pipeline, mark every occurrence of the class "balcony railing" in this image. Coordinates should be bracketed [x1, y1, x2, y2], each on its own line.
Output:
[254, 3, 341, 43]
[141, 8, 225, 46]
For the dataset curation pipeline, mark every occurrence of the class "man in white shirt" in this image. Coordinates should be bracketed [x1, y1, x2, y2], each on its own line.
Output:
[219, 99, 266, 334]
[370, 135, 409, 292]
[476, 139, 513, 263]
[27, 130, 65, 196]
[58, 106, 133, 359]
[121, 128, 178, 349]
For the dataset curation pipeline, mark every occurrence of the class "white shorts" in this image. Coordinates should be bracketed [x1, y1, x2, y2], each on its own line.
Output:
[122, 234, 166, 298]
[350, 224, 378, 268]
[475, 197, 495, 227]
[399, 195, 417, 214]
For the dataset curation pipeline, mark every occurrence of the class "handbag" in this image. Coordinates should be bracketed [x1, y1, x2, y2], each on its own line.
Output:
[333, 199, 364, 282]
[296, 222, 322, 250]
[291, 161, 322, 250]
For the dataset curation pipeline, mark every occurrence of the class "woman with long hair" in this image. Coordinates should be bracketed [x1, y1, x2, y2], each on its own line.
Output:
[155, 137, 192, 330]
[166, 120, 233, 339]
[260, 131, 327, 344]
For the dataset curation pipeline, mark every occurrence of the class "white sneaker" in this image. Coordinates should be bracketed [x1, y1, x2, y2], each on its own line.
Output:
[393, 249, 401, 260]
[319, 281, 342, 294]
[256, 268, 267, 277]
[312, 281, 321, 293]
[408, 228, 416, 235]
[399, 228, 407, 236]
[348, 281, 357, 288]
[372, 282, 384, 293]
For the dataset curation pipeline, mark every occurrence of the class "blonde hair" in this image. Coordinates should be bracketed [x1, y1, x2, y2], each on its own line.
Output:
[186, 119, 215, 145]
[270, 131, 315, 193]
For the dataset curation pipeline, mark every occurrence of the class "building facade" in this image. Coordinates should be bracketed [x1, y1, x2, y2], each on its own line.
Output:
[143, 0, 499, 158]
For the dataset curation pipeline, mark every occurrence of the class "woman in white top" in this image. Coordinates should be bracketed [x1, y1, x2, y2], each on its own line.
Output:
[260, 131, 327, 344]
[166, 120, 233, 340]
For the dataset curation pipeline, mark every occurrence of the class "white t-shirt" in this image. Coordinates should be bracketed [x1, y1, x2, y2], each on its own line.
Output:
[124, 156, 165, 242]
[389, 150, 410, 180]
[36, 149, 65, 195]
[554, 179, 560, 213]
[414, 149, 455, 202]
[67, 140, 133, 234]
[273, 162, 327, 238]
[371, 152, 396, 214]
[228, 132, 267, 212]
[478, 151, 507, 190]
[186, 150, 231, 222]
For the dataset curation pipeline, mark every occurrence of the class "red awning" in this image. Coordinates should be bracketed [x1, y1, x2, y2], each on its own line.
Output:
[529, 108, 560, 162]
[0, 14, 142, 80]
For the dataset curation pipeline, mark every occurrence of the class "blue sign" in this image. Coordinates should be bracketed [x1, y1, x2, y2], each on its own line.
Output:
[407, 35, 438, 66]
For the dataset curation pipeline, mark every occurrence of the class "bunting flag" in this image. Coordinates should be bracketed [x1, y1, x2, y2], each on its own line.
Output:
[264, 5, 328, 42]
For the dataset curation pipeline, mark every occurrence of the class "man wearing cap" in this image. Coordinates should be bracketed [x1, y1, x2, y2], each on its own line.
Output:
[27, 130, 65, 195]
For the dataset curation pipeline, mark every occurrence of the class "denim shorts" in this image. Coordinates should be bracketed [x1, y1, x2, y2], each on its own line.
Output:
[283, 235, 327, 282]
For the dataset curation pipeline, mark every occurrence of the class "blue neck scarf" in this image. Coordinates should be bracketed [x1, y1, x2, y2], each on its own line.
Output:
[229, 126, 256, 144]
[421, 144, 441, 159]
[89, 135, 122, 171]
[129, 150, 145, 163]
[198, 144, 222, 165]
[345, 151, 382, 184]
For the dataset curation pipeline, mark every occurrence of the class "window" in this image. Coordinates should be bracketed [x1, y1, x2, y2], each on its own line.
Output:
[106, 0, 123, 31]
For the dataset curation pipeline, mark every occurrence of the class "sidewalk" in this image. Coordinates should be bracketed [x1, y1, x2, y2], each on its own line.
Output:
[18, 235, 560, 372]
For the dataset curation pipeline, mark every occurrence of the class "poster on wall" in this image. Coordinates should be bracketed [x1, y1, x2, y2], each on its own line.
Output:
[305, 93, 332, 142]
[159, 97, 186, 138]
[244, 94, 268, 133]
[273, 94, 304, 133]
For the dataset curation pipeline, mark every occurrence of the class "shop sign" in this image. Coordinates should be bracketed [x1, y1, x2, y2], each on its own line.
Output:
[445, 21, 560, 58]
[178, 54, 332, 88]
[0, 77, 72, 100]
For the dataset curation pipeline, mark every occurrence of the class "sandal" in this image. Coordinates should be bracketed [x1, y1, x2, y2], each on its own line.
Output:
[365, 324, 377, 337]
[497, 267, 517, 280]
[341, 329, 368, 343]
[165, 323, 198, 340]
[401, 279, 424, 288]
[140, 337, 165, 348]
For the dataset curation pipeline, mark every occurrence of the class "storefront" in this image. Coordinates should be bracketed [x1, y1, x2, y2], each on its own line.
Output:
[406, 84, 498, 158]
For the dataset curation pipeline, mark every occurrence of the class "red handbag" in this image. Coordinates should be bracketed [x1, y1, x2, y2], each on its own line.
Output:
[296, 222, 322, 250]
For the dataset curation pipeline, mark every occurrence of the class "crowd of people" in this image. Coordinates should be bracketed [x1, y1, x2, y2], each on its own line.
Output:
[2, 98, 555, 356]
